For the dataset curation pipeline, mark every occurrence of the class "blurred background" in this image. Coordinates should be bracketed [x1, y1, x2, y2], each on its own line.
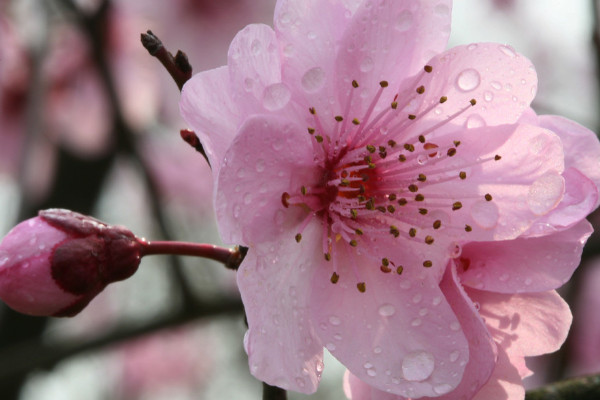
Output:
[0, 0, 599, 399]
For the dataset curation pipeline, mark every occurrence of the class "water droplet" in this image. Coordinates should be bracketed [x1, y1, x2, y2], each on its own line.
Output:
[432, 296, 442, 306]
[499, 273, 509, 282]
[272, 140, 283, 151]
[295, 377, 306, 387]
[243, 193, 252, 205]
[367, 369, 377, 377]
[449, 350, 460, 362]
[449, 322, 460, 331]
[419, 308, 429, 317]
[326, 342, 336, 351]
[263, 83, 291, 111]
[274, 209, 285, 225]
[316, 361, 324, 373]
[456, 68, 481, 92]
[233, 204, 241, 219]
[360, 57, 374, 72]
[411, 318, 422, 327]
[22, 262, 30, 269]
[402, 351, 435, 381]
[255, 159, 266, 172]
[364, 362, 373, 369]
[416, 154, 429, 166]
[301, 67, 325, 93]
[504, 83, 513, 92]
[28, 220, 35, 227]
[334, 333, 343, 340]
[434, 383, 453, 395]
[484, 91, 494, 102]
[329, 315, 342, 326]
[412, 294, 422, 304]
[499, 44, 516, 58]
[399, 280, 412, 290]
[465, 114, 486, 128]
[470, 200, 499, 229]
[279, 12, 291, 25]
[373, 346, 382, 354]
[527, 172, 565, 216]
[378, 304, 396, 317]
[467, 43, 478, 51]
[395, 10, 413, 31]
[490, 81, 502, 91]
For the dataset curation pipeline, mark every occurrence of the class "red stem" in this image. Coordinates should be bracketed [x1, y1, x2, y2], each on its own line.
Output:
[139, 240, 241, 268]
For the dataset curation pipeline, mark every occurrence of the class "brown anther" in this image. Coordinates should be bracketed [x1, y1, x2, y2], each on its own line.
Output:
[388, 140, 397, 147]
[408, 184, 418, 192]
[349, 239, 358, 247]
[404, 144, 415, 152]
[352, 118, 360, 125]
[380, 80, 389, 88]
[398, 154, 407, 162]
[357, 282, 366, 293]
[295, 233, 302, 243]
[380, 265, 392, 273]
[433, 220, 442, 229]
[409, 228, 417, 237]
[352, 80, 359, 88]
[425, 236, 434, 245]
[315, 135, 324, 143]
[391, 102, 398, 109]
[418, 135, 426, 143]
[388, 194, 397, 201]
[355, 228, 364, 236]
[398, 198, 407, 206]
[465, 224, 473, 232]
[350, 209, 358, 219]
[390, 226, 400, 238]
[340, 178, 350, 186]
[359, 183, 366, 192]
[485, 193, 493, 201]
[325, 253, 332, 261]
[423, 260, 433, 268]
[396, 265, 404, 275]
[335, 115, 344, 122]
[281, 192, 291, 208]
[416, 85, 425, 94]
[301, 186, 307, 195]
[459, 171, 467, 180]
[365, 198, 375, 210]
[382, 258, 390, 267]
[440, 96, 448, 103]
[309, 107, 316, 114]
[307, 127, 315, 134]
[447, 148, 457, 157]
[330, 272, 339, 283]
[379, 151, 387, 159]
[495, 154, 502, 161]
[415, 194, 425, 202]
[368, 163, 376, 169]
[366, 144, 376, 153]
[454, 140, 461, 147]
[419, 208, 428, 215]
[364, 155, 373, 163]
[424, 65, 433, 73]
[417, 173, 427, 182]
[452, 201, 463, 211]
[470, 99, 477, 106]
[376, 206, 386, 213]
[387, 205, 396, 213]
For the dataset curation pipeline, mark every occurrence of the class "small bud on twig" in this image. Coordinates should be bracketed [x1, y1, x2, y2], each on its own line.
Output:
[140, 30, 192, 90]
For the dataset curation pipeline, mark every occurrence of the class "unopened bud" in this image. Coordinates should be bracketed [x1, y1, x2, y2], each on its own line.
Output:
[0, 209, 143, 317]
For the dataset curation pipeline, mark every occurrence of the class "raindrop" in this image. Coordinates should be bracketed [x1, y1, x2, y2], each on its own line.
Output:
[301, 67, 325, 93]
[364, 362, 373, 369]
[367, 369, 377, 377]
[499, 44, 517, 58]
[233, 204, 241, 219]
[524, 278, 532, 286]
[465, 114, 486, 128]
[449, 322, 460, 331]
[456, 68, 480, 92]
[434, 384, 453, 395]
[470, 200, 499, 229]
[279, 12, 291, 25]
[255, 159, 266, 172]
[316, 361, 324, 373]
[307, 31, 317, 40]
[402, 351, 435, 381]
[419, 308, 429, 317]
[263, 83, 291, 111]
[449, 350, 460, 362]
[360, 57, 374, 72]
[373, 347, 382, 354]
[416, 154, 428, 166]
[329, 315, 342, 326]
[334, 333, 343, 340]
[411, 318, 422, 327]
[467, 43, 478, 51]
[484, 91, 493, 102]
[490, 81, 502, 91]
[378, 304, 396, 317]
[399, 280, 412, 290]
[21, 262, 30, 269]
[326, 343, 336, 351]
[499, 273, 509, 282]
[432, 296, 442, 306]
[412, 294, 422, 304]
[272, 140, 283, 151]
[243, 193, 252, 205]
[527, 172, 565, 216]
[29, 237, 37, 245]
[395, 10, 413, 31]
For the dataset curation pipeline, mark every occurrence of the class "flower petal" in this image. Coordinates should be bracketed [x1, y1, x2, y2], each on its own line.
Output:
[180, 66, 240, 179]
[238, 225, 324, 394]
[415, 43, 537, 128]
[459, 220, 592, 293]
[471, 346, 524, 400]
[468, 289, 572, 358]
[215, 114, 317, 245]
[310, 247, 469, 397]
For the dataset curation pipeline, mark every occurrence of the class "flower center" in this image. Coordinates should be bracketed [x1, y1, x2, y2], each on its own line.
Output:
[283, 65, 500, 292]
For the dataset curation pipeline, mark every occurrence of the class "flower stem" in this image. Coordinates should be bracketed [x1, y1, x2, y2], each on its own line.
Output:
[139, 240, 243, 270]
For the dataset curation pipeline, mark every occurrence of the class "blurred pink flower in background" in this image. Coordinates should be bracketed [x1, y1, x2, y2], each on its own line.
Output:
[180, 0, 600, 397]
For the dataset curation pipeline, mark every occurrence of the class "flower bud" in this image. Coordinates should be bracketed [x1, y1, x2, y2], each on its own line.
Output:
[0, 209, 143, 317]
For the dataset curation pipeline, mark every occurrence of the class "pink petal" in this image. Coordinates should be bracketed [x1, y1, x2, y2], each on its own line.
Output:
[343, 370, 398, 400]
[459, 220, 592, 293]
[424, 123, 564, 241]
[237, 224, 324, 394]
[471, 346, 524, 400]
[309, 246, 469, 398]
[179, 66, 240, 179]
[468, 289, 572, 358]
[415, 43, 537, 128]
[214, 114, 317, 245]
[539, 114, 600, 203]
[335, 0, 452, 116]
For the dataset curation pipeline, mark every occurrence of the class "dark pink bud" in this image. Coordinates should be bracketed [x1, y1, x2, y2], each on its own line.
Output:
[0, 209, 143, 317]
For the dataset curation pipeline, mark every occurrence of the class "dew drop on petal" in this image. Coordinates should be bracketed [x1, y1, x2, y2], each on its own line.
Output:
[490, 81, 502, 91]
[449, 350, 460, 362]
[263, 83, 291, 111]
[499, 273, 509, 282]
[373, 346, 382, 354]
[233, 204, 241, 219]
[364, 362, 373, 369]
[449, 322, 460, 331]
[456, 68, 481, 92]
[465, 114, 486, 128]
[255, 159, 266, 172]
[411, 318, 422, 327]
[484, 91, 494, 102]
[499, 44, 517, 58]
[360, 57, 374, 72]
[432, 296, 442, 306]
[378, 304, 396, 317]
[470, 200, 499, 229]
[402, 351, 435, 382]
[243, 193, 252, 205]
[434, 383, 453, 395]
[367, 369, 377, 377]
[329, 315, 342, 326]
[395, 10, 413, 31]
[412, 294, 422, 304]
[326, 343, 336, 351]
[467, 43, 478, 51]
[301, 67, 325, 93]
[527, 172, 565, 216]
[295, 377, 306, 387]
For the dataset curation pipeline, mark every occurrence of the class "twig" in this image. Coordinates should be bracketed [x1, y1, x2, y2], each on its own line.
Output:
[262, 383, 287, 400]
[526, 374, 600, 400]
[141, 30, 192, 90]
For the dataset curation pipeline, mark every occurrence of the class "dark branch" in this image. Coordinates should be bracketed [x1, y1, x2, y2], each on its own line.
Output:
[141, 30, 192, 90]
[262, 382, 287, 400]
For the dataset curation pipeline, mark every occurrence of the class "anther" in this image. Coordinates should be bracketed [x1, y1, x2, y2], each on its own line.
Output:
[366, 145, 376, 153]
[349, 239, 358, 247]
[350, 209, 358, 219]
[325, 253, 332, 261]
[391, 102, 398, 109]
[301, 186, 307, 195]
[415, 194, 425, 202]
[465, 225, 473, 232]
[387, 205, 396, 213]
[418, 135, 426, 143]
[398, 198, 407, 206]
[454, 140, 461, 147]
[295, 233, 302, 243]
[382, 258, 390, 267]
[388, 194, 397, 201]
[485, 193, 493, 201]
[396, 265, 404, 275]
[309, 107, 316, 114]
[459, 171, 467, 179]
[330, 272, 339, 283]
[447, 148, 457, 157]
[381, 264, 392, 273]
[404, 144, 415, 152]
[315, 135, 324, 143]
[376, 206, 386, 213]
[281, 192, 291, 208]
[408, 114, 416, 120]
[390, 226, 400, 238]
[307, 127, 315, 134]
[387, 140, 397, 147]
[419, 208, 428, 215]
[425, 236, 434, 245]
[495, 155, 502, 161]
[452, 201, 463, 211]
[352, 118, 360, 125]
[408, 184, 418, 192]
[379, 80, 389, 87]
[417, 173, 427, 182]
[423, 260, 433, 268]
[440, 96, 447, 103]
[409, 228, 417, 237]
[357, 282, 366, 293]
[398, 154, 407, 162]
[352, 80, 359, 88]
[470, 99, 477, 106]
[353, 229, 363, 236]
[433, 220, 442, 229]
[416, 85, 425, 94]
[335, 115, 344, 122]
[424, 65, 433, 73]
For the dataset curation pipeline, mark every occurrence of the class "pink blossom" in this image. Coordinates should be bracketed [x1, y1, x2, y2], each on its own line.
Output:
[180, 0, 599, 396]
[0, 209, 142, 317]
